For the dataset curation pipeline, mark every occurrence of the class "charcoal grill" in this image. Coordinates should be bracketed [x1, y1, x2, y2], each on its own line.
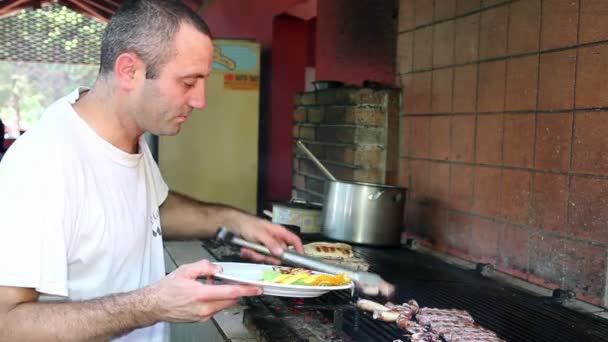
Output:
[201, 234, 608, 342]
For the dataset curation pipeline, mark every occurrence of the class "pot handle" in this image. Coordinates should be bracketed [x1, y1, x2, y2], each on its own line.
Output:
[368, 191, 385, 201]
[394, 192, 403, 202]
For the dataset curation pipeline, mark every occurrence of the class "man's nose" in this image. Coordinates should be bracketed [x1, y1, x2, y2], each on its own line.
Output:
[188, 85, 206, 109]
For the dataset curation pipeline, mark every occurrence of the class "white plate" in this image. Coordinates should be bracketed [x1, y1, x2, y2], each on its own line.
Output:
[213, 262, 353, 298]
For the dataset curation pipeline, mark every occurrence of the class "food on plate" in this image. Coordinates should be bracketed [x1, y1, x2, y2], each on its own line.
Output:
[261, 267, 351, 286]
[355, 298, 505, 342]
[303, 242, 370, 271]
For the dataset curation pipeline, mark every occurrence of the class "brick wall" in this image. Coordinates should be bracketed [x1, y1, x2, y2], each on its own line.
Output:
[397, 0, 608, 308]
[293, 87, 400, 203]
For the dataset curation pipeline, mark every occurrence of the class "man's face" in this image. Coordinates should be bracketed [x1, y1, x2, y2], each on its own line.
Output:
[135, 23, 214, 136]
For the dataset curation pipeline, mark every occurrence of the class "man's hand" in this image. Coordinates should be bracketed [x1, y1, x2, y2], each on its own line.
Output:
[149, 259, 262, 322]
[233, 216, 304, 264]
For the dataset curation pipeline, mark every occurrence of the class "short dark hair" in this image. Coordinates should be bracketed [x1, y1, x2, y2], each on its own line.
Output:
[99, 0, 212, 79]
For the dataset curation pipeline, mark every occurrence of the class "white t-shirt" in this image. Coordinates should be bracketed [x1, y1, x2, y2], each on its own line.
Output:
[0, 89, 169, 341]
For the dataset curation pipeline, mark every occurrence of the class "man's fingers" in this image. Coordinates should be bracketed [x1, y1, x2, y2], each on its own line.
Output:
[178, 259, 221, 279]
[198, 299, 240, 321]
[197, 284, 262, 301]
[273, 226, 304, 253]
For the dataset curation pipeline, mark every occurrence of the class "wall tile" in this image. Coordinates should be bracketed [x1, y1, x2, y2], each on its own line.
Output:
[579, 0, 608, 44]
[562, 239, 607, 299]
[401, 116, 410, 156]
[398, 158, 411, 188]
[479, 6, 508, 59]
[478, 61, 506, 112]
[529, 231, 565, 287]
[454, 14, 480, 64]
[431, 68, 453, 113]
[456, 0, 481, 15]
[505, 55, 539, 111]
[430, 115, 451, 160]
[410, 159, 431, 195]
[572, 112, 608, 174]
[415, 0, 435, 27]
[433, 21, 455, 67]
[435, 0, 457, 21]
[541, 0, 579, 50]
[413, 27, 433, 71]
[473, 166, 502, 217]
[403, 72, 432, 114]
[470, 217, 500, 263]
[498, 224, 530, 272]
[450, 114, 476, 161]
[503, 113, 535, 168]
[476, 114, 503, 164]
[447, 211, 473, 253]
[449, 163, 475, 211]
[508, 0, 540, 54]
[535, 113, 573, 171]
[429, 162, 450, 205]
[453, 64, 478, 113]
[538, 50, 576, 110]
[399, 0, 416, 31]
[532, 173, 569, 232]
[410, 116, 431, 157]
[397, 32, 414, 73]
[569, 176, 608, 244]
[502, 169, 532, 225]
[576, 44, 608, 109]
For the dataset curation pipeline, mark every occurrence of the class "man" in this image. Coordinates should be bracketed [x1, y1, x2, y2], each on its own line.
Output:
[0, 1, 302, 341]
[0, 118, 4, 161]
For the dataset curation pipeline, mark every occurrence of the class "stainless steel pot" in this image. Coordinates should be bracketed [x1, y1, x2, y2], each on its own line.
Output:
[321, 180, 406, 246]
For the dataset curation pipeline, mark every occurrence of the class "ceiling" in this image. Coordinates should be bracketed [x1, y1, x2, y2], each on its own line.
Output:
[0, 0, 207, 22]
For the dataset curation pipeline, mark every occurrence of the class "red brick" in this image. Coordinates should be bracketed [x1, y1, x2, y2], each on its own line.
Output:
[532, 173, 569, 232]
[456, 0, 480, 15]
[576, 44, 608, 109]
[433, 21, 455, 68]
[569, 176, 608, 244]
[476, 114, 504, 165]
[505, 56, 538, 111]
[397, 32, 414, 73]
[478, 61, 506, 113]
[579, 0, 608, 44]
[501, 169, 532, 225]
[470, 217, 500, 263]
[449, 163, 475, 211]
[450, 115, 476, 161]
[541, 0, 579, 50]
[479, 6, 508, 59]
[529, 232, 566, 286]
[473, 166, 502, 217]
[429, 162, 450, 205]
[410, 116, 431, 157]
[535, 113, 573, 171]
[431, 69, 453, 113]
[434, 0, 456, 21]
[401, 117, 410, 156]
[447, 211, 473, 253]
[562, 239, 607, 299]
[508, 0, 540, 54]
[498, 224, 530, 272]
[410, 159, 431, 195]
[538, 50, 576, 110]
[427, 208, 449, 251]
[503, 114, 535, 168]
[398, 158, 411, 188]
[414, 27, 433, 70]
[454, 14, 480, 64]
[453, 65, 478, 113]
[482, 0, 507, 7]
[399, 0, 415, 31]
[415, 0, 434, 27]
[572, 112, 608, 174]
[430, 116, 451, 160]
[403, 72, 432, 114]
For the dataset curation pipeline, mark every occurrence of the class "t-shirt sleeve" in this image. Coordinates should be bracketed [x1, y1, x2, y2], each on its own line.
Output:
[0, 144, 72, 297]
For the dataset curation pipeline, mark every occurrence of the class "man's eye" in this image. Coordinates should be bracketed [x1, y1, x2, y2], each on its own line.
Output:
[183, 82, 195, 88]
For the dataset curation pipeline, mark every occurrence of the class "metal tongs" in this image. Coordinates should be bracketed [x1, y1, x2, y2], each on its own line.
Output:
[215, 227, 395, 298]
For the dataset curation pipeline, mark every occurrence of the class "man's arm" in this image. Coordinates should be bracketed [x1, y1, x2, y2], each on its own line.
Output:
[0, 260, 261, 341]
[0, 286, 157, 341]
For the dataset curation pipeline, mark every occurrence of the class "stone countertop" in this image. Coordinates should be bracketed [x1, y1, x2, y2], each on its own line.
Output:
[163, 240, 258, 342]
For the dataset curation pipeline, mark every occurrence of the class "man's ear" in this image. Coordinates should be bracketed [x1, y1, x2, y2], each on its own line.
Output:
[114, 52, 144, 90]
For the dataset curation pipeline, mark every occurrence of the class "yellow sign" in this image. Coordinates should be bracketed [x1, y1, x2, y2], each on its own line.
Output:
[223, 73, 259, 91]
